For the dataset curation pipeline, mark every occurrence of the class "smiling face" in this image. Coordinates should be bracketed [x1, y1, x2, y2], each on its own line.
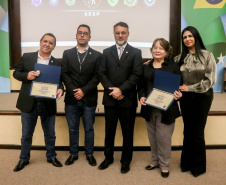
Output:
[39, 35, 55, 57]
[183, 30, 195, 51]
[114, 25, 129, 46]
[76, 26, 91, 47]
[151, 41, 167, 60]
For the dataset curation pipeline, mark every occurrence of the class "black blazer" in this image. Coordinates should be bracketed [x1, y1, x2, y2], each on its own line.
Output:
[98, 44, 143, 107]
[61, 47, 101, 106]
[13, 51, 64, 115]
[138, 59, 181, 124]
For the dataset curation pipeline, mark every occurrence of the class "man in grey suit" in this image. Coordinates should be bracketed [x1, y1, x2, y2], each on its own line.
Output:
[13, 33, 64, 172]
[62, 24, 101, 166]
[98, 22, 143, 173]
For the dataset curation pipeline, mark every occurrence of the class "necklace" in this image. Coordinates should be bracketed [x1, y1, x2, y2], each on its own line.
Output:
[76, 50, 88, 71]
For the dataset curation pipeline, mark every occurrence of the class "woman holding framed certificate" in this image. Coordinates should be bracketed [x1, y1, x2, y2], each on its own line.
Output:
[138, 38, 182, 178]
[174, 26, 216, 177]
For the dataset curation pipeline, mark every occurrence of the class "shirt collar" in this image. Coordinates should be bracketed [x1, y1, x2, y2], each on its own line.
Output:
[38, 51, 51, 60]
[76, 45, 89, 54]
[116, 43, 127, 49]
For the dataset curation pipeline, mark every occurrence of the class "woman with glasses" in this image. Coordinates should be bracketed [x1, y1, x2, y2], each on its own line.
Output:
[138, 38, 182, 178]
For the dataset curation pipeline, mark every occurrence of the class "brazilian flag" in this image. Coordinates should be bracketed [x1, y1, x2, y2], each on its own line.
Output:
[182, 0, 226, 92]
[0, 0, 10, 93]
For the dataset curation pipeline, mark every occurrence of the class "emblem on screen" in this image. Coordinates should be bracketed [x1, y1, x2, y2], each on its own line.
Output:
[32, 0, 42, 7]
[83, 0, 102, 9]
[124, 0, 138, 7]
[49, 0, 59, 7]
[65, 0, 76, 6]
[108, 0, 119, 7]
[144, 0, 156, 7]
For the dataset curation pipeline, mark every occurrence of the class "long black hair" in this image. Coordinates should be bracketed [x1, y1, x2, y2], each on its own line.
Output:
[179, 26, 206, 66]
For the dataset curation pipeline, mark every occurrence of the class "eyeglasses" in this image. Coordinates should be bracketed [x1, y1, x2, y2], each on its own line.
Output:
[114, 32, 128, 35]
[77, 31, 89, 36]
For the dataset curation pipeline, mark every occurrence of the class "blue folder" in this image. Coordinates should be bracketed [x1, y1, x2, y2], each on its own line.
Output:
[145, 70, 181, 111]
[154, 70, 181, 93]
[30, 63, 61, 99]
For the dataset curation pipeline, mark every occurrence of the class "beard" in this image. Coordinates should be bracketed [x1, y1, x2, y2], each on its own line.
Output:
[116, 40, 126, 46]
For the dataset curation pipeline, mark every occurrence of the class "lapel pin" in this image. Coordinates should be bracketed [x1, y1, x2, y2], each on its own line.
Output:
[126, 51, 128, 53]
[51, 60, 53, 63]
[89, 52, 92, 54]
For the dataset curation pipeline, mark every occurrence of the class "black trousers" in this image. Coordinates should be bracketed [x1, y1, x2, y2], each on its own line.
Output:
[180, 88, 213, 176]
[104, 105, 136, 165]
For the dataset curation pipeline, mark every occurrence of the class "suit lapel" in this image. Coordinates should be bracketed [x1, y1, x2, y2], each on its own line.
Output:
[80, 47, 92, 72]
[119, 44, 131, 62]
[110, 45, 120, 66]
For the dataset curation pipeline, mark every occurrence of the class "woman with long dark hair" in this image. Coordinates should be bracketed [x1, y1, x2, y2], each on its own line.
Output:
[174, 26, 216, 177]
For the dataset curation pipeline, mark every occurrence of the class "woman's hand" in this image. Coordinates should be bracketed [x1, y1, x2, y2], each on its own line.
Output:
[140, 97, 146, 106]
[179, 85, 188, 92]
[174, 90, 182, 100]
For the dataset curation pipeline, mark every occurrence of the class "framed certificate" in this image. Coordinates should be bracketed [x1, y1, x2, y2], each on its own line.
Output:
[145, 88, 174, 111]
[30, 63, 61, 99]
[145, 70, 181, 111]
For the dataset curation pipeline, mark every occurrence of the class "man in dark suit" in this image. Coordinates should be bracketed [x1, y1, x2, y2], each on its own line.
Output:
[98, 22, 143, 173]
[13, 33, 64, 172]
[62, 24, 101, 166]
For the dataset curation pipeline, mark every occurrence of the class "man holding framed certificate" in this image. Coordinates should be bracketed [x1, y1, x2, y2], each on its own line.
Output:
[13, 33, 64, 172]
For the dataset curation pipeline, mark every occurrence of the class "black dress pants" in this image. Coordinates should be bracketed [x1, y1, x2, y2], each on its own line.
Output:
[180, 88, 213, 176]
[104, 105, 136, 165]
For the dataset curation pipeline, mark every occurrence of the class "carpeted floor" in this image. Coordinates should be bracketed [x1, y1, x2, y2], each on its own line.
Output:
[0, 149, 226, 185]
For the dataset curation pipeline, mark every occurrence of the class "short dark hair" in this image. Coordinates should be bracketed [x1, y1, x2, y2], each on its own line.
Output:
[113, 22, 129, 31]
[179, 26, 206, 65]
[40, 33, 56, 46]
[77, 24, 91, 35]
[151, 38, 173, 59]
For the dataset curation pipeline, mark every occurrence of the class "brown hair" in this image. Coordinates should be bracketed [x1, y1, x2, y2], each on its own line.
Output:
[151, 38, 173, 59]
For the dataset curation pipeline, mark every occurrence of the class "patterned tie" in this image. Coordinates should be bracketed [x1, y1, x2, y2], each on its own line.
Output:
[118, 47, 123, 59]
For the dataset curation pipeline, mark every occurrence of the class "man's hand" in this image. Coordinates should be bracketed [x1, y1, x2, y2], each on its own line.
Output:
[109, 87, 122, 99]
[116, 95, 124, 100]
[56, 89, 63, 100]
[73, 88, 84, 100]
[27, 71, 38, 80]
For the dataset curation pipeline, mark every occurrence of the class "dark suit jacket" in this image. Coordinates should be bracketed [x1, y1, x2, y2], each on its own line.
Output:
[13, 51, 64, 115]
[138, 59, 181, 124]
[98, 44, 143, 107]
[61, 47, 101, 106]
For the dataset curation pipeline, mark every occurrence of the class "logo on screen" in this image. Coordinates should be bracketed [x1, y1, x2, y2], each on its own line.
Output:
[124, 0, 138, 7]
[108, 0, 119, 7]
[206, 0, 223, 4]
[65, 0, 76, 6]
[32, 0, 42, 7]
[83, 0, 102, 9]
[49, 0, 59, 7]
[144, 0, 156, 7]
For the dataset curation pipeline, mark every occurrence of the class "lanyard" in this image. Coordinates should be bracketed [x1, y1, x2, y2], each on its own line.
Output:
[76, 50, 88, 71]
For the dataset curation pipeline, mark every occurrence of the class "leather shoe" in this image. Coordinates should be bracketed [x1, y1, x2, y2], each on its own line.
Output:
[47, 157, 62, 167]
[86, 155, 97, 166]
[145, 165, 158, 170]
[121, 165, 130, 173]
[98, 159, 113, 170]
[13, 160, 29, 172]
[161, 171, 169, 178]
[65, 155, 78, 165]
